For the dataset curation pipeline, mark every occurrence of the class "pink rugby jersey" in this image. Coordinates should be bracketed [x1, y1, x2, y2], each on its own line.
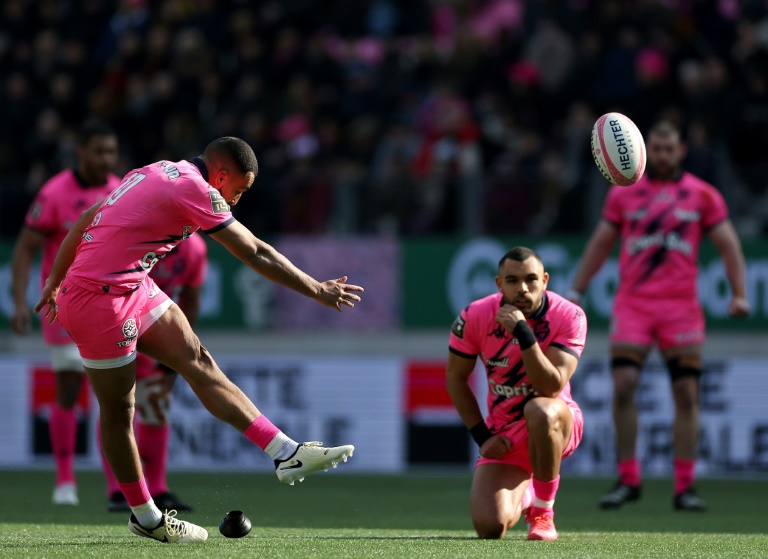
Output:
[149, 231, 208, 297]
[24, 169, 121, 288]
[67, 158, 232, 294]
[603, 172, 728, 299]
[449, 291, 587, 434]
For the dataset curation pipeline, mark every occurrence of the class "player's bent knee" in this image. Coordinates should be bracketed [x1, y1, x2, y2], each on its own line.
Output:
[524, 398, 563, 421]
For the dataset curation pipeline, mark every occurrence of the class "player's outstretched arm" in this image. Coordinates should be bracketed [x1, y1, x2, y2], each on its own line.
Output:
[708, 219, 750, 319]
[33, 201, 101, 322]
[10, 227, 45, 335]
[210, 220, 363, 311]
[569, 220, 620, 302]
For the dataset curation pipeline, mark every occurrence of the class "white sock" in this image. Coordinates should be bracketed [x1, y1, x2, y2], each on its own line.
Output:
[264, 433, 299, 461]
[132, 500, 163, 528]
[533, 497, 555, 509]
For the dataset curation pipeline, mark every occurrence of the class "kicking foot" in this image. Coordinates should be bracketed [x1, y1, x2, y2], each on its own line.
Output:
[275, 442, 354, 485]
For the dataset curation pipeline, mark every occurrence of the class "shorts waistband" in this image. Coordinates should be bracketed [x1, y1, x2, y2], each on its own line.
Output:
[64, 275, 141, 295]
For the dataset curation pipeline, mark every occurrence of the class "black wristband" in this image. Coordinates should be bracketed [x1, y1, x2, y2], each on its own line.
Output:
[470, 421, 494, 447]
[512, 320, 537, 350]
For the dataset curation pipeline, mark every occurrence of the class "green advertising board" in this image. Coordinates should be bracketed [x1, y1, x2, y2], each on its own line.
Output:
[402, 236, 768, 331]
[2, 236, 767, 332]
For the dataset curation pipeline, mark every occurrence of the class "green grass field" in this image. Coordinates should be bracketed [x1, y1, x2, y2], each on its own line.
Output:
[0, 470, 766, 558]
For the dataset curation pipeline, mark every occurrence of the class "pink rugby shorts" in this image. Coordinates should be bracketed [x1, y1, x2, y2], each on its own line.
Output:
[610, 292, 705, 350]
[41, 310, 76, 345]
[56, 275, 171, 365]
[476, 405, 583, 473]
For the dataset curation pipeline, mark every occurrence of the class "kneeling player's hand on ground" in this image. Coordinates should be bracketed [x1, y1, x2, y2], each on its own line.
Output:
[728, 296, 751, 319]
[480, 435, 512, 460]
[316, 276, 364, 311]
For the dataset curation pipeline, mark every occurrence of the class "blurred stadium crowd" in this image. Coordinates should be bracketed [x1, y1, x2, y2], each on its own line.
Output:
[2, 0, 768, 240]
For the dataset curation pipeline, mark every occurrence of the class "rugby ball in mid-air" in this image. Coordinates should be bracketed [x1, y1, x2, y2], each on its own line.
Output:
[591, 112, 646, 186]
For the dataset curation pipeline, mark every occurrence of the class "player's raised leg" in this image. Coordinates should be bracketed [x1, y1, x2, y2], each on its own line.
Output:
[471, 463, 531, 539]
[137, 304, 354, 485]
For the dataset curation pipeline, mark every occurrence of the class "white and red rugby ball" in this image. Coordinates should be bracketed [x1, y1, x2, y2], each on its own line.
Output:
[591, 112, 646, 186]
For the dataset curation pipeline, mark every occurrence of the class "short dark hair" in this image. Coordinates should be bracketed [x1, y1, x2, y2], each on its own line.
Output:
[204, 136, 259, 176]
[498, 247, 543, 270]
[78, 119, 116, 146]
[648, 120, 679, 139]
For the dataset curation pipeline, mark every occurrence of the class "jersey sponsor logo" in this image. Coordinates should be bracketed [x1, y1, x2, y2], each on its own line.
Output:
[122, 318, 138, 339]
[653, 190, 677, 204]
[451, 316, 466, 339]
[488, 324, 507, 339]
[117, 318, 139, 347]
[488, 379, 536, 399]
[209, 191, 229, 214]
[482, 354, 509, 368]
[674, 208, 700, 222]
[625, 231, 692, 255]
[533, 321, 550, 342]
[140, 251, 165, 270]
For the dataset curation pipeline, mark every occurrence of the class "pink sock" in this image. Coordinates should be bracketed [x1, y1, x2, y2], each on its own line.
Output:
[618, 457, 641, 487]
[97, 421, 121, 497]
[138, 423, 170, 496]
[119, 477, 152, 507]
[674, 458, 696, 495]
[244, 415, 281, 450]
[531, 475, 559, 518]
[50, 404, 77, 486]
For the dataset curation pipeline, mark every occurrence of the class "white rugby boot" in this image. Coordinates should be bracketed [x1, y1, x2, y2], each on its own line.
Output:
[52, 483, 79, 505]
[128, 510, 208, 543]
[275, 441, 354, 485]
